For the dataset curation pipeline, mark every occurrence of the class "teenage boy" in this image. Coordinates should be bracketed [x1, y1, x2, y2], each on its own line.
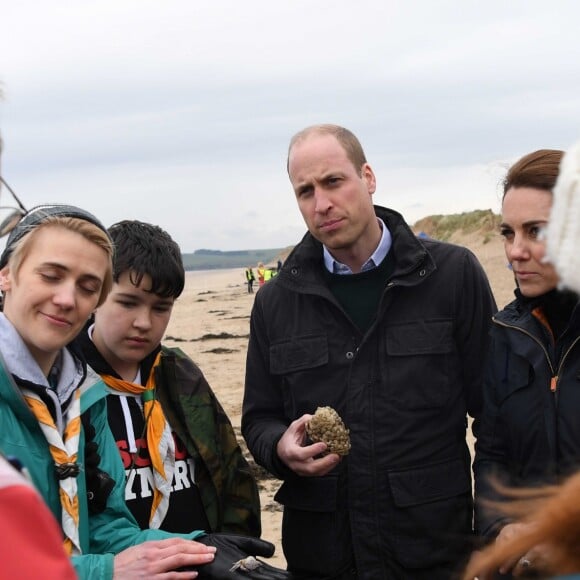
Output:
[76, 220, 261, 537]
[75, 220, 291, 578]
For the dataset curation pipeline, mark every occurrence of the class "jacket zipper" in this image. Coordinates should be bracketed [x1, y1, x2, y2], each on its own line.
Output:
[493, 318, 580, 404]
[552, 336, 580, 403]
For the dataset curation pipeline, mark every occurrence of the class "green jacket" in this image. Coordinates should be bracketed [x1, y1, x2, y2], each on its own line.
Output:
[0, 354, 203, 580]
[156, 346, 261, 536]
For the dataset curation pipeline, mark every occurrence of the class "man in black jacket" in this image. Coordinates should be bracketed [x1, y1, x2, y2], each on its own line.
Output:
[242, 124, 497, 579]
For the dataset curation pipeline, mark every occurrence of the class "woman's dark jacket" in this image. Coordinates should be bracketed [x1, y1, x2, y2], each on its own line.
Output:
[242, 206, 497, 579]
[474, 289, 580, 538]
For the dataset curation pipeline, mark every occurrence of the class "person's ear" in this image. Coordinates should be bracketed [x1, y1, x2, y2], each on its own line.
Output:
[0, 267, 12, 291]
[362, 163, 377, 195]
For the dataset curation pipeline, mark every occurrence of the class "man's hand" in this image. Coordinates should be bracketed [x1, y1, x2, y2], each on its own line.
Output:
[113, 537, 216, 579]
[277, 415, 340, 476]
[184, 533, 292, 578]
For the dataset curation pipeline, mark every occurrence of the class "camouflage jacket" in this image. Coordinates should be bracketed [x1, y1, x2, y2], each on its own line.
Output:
[156, 346, 261, 537]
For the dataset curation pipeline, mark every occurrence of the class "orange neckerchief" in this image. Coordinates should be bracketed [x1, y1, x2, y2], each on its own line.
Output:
[100, 352, 175, 528]
[22, 387, 82, 555]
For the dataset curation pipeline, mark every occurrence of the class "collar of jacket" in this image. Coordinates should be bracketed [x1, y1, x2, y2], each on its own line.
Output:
[494, 288, 580, 334]
[0, 344, 103, 427]
[277, 205, 433, 291]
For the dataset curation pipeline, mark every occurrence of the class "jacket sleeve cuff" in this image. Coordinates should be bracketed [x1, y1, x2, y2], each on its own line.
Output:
[268, 433, 299, 480]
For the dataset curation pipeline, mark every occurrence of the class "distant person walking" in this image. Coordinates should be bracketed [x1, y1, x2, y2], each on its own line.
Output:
[245, 266, 256, 293]
[257, 262, 266, 287]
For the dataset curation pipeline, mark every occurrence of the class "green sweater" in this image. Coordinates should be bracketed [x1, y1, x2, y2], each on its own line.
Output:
[323, 252, 395, 332]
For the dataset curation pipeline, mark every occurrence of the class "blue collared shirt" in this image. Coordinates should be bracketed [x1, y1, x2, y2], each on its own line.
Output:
[323, 218, 392, 275]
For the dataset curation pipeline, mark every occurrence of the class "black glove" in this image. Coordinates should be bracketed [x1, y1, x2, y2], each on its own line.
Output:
[182, 533, 293, 578]
[83, 423, 115, 515]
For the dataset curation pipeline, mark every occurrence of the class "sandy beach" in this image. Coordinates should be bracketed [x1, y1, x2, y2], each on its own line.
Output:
[164, 232, 515, 568]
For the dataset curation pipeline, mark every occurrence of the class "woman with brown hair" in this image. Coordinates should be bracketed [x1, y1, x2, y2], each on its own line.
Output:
[473, 149, 580, 578]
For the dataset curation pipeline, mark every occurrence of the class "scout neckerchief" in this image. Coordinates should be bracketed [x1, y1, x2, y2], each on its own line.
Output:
[21, 387, 82, 555]
[100, 352, 175, 528]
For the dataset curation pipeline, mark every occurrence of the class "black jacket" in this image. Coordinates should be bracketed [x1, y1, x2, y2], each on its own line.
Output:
[242, 206, 496, 579]
[474, 290, 580, 538]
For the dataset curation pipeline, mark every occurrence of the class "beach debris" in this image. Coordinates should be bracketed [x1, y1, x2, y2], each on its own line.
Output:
[229, 555, 263, 573]
[193, 332, 248, 341]
[208, 309, 229, 316]
[202, 347, 238, 354]
[306, 406, 351, 456]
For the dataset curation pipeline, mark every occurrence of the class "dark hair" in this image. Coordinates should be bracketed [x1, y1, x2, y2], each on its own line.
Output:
[502, 149, 564, 199]
[108, 220, 184, 299]
[287, 124, 368, 176]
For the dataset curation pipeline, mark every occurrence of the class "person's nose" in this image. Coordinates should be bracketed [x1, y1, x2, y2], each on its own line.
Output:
[52, 281, 76, 310]
[133, 307, 152, 330]
[313, 188, 332, 214]
[507, 233, 531, 263]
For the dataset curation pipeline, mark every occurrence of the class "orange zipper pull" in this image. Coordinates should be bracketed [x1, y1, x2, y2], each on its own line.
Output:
[550, 376, 558, 392]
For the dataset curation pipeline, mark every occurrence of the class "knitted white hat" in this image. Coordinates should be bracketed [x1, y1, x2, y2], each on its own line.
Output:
[545, 141, 580, 292]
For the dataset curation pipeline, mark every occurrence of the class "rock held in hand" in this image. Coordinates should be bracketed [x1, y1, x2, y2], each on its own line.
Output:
[306, 406, 351, 456]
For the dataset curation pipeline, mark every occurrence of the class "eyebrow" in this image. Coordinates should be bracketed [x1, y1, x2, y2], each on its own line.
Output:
[115, 291, 173, 305]
[38, 262, 103, 284]
[499, 219, 548, 228]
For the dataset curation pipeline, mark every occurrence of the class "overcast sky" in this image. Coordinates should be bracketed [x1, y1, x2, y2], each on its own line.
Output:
[1, 1, 579, 252]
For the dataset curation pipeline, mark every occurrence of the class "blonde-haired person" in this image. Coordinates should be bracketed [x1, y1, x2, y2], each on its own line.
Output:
[0, 205, 217, 579]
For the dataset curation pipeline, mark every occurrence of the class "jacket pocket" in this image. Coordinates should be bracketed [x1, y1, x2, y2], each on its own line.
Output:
[385, 319, 454, 409]
[276, 477, 352, 575]
[496, 350, 533, 404]
[383, 459, 473, 568]
[269, 334, 328, 375]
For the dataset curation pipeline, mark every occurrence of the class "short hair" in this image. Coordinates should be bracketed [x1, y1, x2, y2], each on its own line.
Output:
[8, 217, 114, 307]
[287, 124, 368, 176]
[108, 220, 185, 299]
[503, 149, 564, 198]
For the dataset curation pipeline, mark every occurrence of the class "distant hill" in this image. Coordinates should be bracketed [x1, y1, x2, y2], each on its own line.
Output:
[182, 210, 502, 271]
[413, 209, 501, 244]
[181, 247, 292, 271]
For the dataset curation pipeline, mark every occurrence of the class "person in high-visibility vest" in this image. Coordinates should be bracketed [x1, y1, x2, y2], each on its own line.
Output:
[257, 262, 266, 287]
[245, 267, 256, 293]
